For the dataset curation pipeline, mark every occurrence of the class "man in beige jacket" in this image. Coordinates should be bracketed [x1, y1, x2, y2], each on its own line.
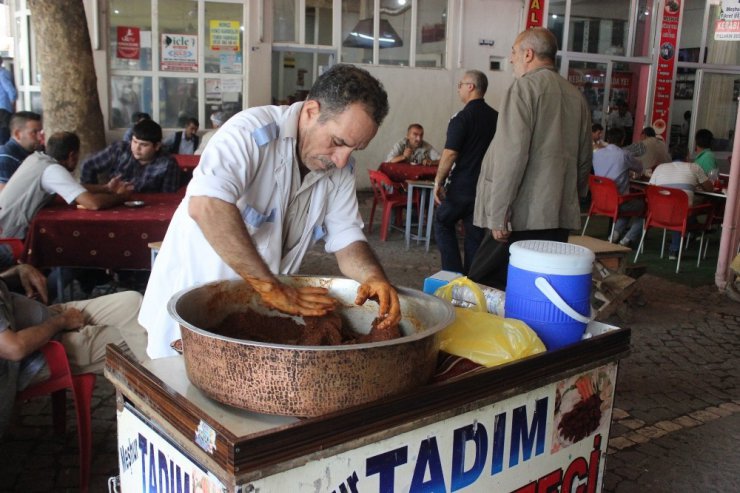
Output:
[469, 28, 592, 289]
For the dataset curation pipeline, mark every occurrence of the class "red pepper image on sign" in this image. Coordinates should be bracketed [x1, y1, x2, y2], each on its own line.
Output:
[117, 26, 140, 60]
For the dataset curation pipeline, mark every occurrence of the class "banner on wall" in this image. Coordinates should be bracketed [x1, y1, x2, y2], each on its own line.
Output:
[526, 0, 545, 29]
[650, 0, 682, 138]
[161, 34, 198, 72]
[117, 26, 140, 59]
[716, 1, 740, 40]
[209, 20, 241, 51]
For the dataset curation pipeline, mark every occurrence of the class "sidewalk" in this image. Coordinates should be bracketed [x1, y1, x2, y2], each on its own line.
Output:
[1, 193, 738, 492]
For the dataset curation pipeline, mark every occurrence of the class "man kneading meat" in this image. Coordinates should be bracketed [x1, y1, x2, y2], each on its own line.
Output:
[139, 64, 400, 359]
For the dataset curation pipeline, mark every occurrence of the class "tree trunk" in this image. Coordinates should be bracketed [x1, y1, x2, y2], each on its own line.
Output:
[28, 0, 106, 161]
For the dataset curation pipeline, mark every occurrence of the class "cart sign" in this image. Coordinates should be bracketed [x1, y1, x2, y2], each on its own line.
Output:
[248, 364, 618, 492]
[209, 20, 240, 51]
[161, 34, 198, 72]
[117, 26, 140, 60]
[117, 406, 226, 492]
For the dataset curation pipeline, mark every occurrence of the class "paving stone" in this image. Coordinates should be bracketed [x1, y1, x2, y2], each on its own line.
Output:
[688, 409, 721, 422]
[608, 436, 636, 450]
[653, 420, 682, 432]
[624, 431, 650, 444]
[612, 408, 630, 420]
[719, 402, 740, 413]
[672, 415, 702, 428]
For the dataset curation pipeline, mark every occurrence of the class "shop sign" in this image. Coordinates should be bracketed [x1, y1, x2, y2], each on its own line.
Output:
[116, 26, 140, 60]
[161, 34, 198, 72]
[714, 21, 740, 40]
[525, 0, 545, 29]
[650, 0, 682, 139]
[117, 406, 226, 493]
[249, 363, 617, 492]
[209, 20, 241, 52]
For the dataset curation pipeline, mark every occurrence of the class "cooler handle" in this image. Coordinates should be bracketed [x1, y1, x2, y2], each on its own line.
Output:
[534, 277, 591, 324]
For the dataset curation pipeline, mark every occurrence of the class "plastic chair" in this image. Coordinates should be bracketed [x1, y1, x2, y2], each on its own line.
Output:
[634, 185, 714, 273]
[368, 169, 407, 241]
[16, 341, 96, 493]
[582, 175, 645, 240]
[0, 237, 25, 262]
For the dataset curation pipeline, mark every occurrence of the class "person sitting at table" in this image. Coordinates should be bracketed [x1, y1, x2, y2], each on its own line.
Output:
[0, 111, 43, 192]
[592, 123, 606, 151]
[693, 128, 718, 175]
[649, 146, 713, 259]
[0, 131, 133, 241]
[163, 117, 200, 155]
[592, 127, 645, 248]
[80, 119, 180, 193]
[385, 123, 440, 165]
[0, 262, 148, 439]
[624, 126, 671, 174]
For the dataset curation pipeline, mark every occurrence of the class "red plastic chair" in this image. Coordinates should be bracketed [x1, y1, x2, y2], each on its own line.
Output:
[634, 185, 714, 273]
[368, 169, 407, 241]
[0, 237, 25, 262]
[17, 341, 96, 493]
[582, 175, 645, 240]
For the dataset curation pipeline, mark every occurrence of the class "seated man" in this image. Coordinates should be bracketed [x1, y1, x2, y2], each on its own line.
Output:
[0, 263, 148, 438]
[0, 131, 132, 239]
[0, 111, 43, 192]
[649, 146, 713, 259]
[592, 127, 645, 248]
[81, 119, 180, 193]
[693, 128, 718, 175]
[385, 123, 440, 165]
[592, 123, 606, 151]
[163, 117, 200, 155]
[624, 126, 671, 173]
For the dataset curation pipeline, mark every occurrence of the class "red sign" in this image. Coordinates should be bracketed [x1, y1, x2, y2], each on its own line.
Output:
[650, 0, 682, 139]
[526, 0, 545, 29]
[117, 26, 140, 60]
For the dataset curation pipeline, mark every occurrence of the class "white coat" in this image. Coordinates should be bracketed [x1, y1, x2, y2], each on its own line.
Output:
[139, 103, 366, 359]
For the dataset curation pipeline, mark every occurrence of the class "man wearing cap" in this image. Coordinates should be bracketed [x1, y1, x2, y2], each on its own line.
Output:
[195, 111, 225, 155]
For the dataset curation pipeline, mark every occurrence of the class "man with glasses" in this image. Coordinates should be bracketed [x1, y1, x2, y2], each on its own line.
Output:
[433, 70, 498, 275]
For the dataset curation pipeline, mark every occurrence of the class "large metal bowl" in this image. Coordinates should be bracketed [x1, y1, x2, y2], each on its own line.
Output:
[167, 277, 455, 417]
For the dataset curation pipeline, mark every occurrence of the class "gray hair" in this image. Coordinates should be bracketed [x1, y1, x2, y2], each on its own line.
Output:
[307, 64, 389, 127]
[517, 27, 558, 62]
[465, 70, 488, 95]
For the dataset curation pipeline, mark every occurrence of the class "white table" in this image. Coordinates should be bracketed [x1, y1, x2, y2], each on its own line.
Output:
[405, 179, 435, 251]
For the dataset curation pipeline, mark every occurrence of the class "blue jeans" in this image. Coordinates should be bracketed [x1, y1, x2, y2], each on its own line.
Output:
[434, 196, 484, 275]
[615, 198, 645, 243]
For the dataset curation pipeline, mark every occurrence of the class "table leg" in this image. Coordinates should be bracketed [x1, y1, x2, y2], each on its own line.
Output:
[405, 183, 413, 250]
[425, 187, 435, 252]
[417, 189, 427, 245]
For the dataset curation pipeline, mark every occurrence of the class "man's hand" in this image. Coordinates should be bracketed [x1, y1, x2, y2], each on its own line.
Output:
[493, 228, 511, 243]
[59, 308, 85, 331]
[433, 181, 446, 205]
[355, 278, 401, 330]
[402, 146, 413, 161]
[249, 277, 338, 317]
[106, 175, 134, 195]
[15, 264, 48, 304]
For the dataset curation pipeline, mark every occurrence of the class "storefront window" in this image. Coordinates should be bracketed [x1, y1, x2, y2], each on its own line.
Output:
[111, 76, 152, 129]
[633, 0, 656, 58]
[159, 77, 198, 128]
[306, 4, 332, 45]
[547, 0, 566, 49]
[568, 61, 608, 127]
[204, 2, 244, 128]
[109, 0, 153, 71]
[342, 0, 374, 64]
[271, 50, 332, 105]
[416, 0, 447, 68]
[569, 0, 630, 55]
[274, 0, 297, 43]
[378, 0, 411, 66]
[696, 72, 738, 153]
[705, 4, 740, 66]
[678, 0, 705, 62]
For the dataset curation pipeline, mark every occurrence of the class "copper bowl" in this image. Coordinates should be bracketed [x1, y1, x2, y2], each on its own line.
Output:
[167, 277, 455, 417]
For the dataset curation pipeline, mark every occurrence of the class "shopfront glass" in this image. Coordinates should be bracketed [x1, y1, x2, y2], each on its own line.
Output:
[696, 72, 738, 160]
[416, 0, 447, 68]
[109, 0, 153, 71]
[111, 76, 153, 129]
[568, 60, 608, 127]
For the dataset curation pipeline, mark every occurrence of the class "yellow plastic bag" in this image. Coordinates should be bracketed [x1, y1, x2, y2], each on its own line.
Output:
[435, 278, 546, 368]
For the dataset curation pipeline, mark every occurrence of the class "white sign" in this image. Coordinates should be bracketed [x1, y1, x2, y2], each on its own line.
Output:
[161, 33, 198, 72]
[248, 364, 618, 492]
[721, 0, 740, 21]
[117, 406, 226, 492]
